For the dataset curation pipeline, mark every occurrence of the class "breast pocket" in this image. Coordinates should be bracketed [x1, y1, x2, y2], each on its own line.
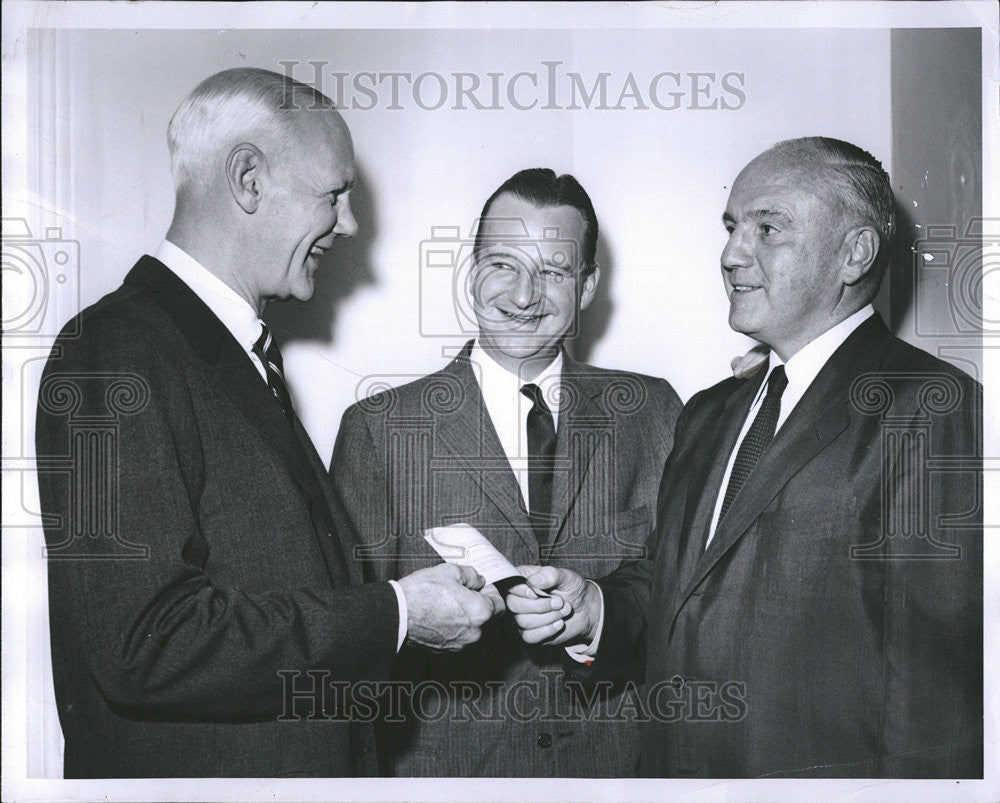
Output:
[558, 504, 651, 574]
[611, 504, 652, 551]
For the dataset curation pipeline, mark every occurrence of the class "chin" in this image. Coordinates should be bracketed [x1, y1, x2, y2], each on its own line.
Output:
[497, 339, 559, 360]
[728, 311, 758, 339]
[291, 281, 316, 303]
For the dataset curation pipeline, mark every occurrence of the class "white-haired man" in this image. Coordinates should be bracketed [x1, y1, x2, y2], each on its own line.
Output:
[35, 67, 499, 778]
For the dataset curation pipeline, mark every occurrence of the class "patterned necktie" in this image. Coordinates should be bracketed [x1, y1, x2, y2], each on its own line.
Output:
[520, 383, 556, 546]
[252, 323, 295, 421]
[718, 365, 788, 524]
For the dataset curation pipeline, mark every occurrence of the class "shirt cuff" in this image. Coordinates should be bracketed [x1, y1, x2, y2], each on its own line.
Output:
[565, 580, 604, 664]
[387, 580, 407, 652]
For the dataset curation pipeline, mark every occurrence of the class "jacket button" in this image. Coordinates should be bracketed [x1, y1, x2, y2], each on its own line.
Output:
[537, 732, 552, 748]
[357, 745, 370, 757]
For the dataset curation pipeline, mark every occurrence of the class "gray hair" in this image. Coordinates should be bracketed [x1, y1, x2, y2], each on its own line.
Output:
[167, 67, 335, 191]
[765, 136, 896, 272]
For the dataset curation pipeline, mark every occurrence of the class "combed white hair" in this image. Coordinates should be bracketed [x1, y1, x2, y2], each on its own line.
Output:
[167, 67, 334, 191]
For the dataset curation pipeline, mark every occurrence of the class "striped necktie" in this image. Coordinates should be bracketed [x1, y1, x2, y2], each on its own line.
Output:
[718, 364, 788, 524]
[252, 323, 294, 421]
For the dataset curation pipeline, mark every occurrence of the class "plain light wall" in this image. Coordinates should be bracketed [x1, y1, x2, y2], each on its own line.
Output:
[53, 27, 892, 463]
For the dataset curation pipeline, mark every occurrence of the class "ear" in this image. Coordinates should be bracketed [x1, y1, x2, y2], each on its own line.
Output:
[840, 226, 879, 286]
[226, 143, 266, 214]
[578, 264, 601, 311]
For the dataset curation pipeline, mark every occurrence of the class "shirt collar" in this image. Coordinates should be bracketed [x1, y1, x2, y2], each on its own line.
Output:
[757, 304, 875, 403]
[155, 240, 263, 350]
[470, 341, 564, 419]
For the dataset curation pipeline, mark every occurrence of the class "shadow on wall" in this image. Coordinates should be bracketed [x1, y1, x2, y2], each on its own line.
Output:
[874, 196, 916, 335]
[570, 223, 615, 364]
[265, 161, 379, 347]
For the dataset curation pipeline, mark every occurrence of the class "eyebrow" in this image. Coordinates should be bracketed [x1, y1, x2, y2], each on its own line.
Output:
[748, 207, 792, 222]
[541, 258, 573, 271]
[479, 250, 575, 271]
[722, 207, 793, 226]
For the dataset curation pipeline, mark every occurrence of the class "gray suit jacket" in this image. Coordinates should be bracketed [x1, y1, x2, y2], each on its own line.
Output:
[330, 342, 682, 776]
[36, 256, 399, 777]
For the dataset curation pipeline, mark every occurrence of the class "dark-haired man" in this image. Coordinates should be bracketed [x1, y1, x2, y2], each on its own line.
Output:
[331, 168, 682, 776]
[510, 138, 983, 778]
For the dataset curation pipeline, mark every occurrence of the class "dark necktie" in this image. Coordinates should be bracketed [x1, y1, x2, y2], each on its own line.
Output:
[252, 323, 295, 421]
[718, 364, 788, 524]
[520, 382, 556, 546]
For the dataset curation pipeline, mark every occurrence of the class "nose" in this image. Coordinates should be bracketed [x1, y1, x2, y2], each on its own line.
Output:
[721, 226, 752, 272]
[508, 266, 541, 309]
[334, 196, 358, 238]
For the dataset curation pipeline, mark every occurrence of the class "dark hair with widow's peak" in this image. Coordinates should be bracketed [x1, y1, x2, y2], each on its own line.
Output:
[474, 168, 599, 277]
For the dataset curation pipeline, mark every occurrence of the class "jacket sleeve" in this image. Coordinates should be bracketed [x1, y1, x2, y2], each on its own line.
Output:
[876, 379, 982, 776]
[37, 319, 398, 722]
[329, 400, 399, 584]
[581, 388, 700, 684]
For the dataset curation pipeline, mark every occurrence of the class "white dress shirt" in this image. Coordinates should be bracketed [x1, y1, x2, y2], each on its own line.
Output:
[469, 341, 563, 512]
[155, 241, 408, 650]
[704, 304, 874, 548]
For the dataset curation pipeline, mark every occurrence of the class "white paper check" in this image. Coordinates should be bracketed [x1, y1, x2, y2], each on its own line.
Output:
[423, 523, 524, 587]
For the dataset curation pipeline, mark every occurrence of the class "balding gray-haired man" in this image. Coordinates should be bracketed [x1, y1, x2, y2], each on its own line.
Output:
[510, 138, 982, 778]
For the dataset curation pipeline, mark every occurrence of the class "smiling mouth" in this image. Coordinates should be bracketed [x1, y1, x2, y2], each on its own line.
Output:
[309, 245, 327, 260]
[498, 309, 546, 323]
[730, 284, 760, 293]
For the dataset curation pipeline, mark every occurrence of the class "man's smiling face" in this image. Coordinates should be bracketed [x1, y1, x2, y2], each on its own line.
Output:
[471, 192, 598, 374]
[256, 110, 358, 306]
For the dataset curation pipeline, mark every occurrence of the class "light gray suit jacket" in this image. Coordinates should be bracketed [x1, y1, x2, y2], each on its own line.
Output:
[330, 342, 681, 777]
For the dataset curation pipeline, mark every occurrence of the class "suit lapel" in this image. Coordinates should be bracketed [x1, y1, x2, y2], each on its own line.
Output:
[672, 371, 764, 583]
[546, 357, 606, 557]
[671, 315, 894, 622]
[124, 256, 351, 582]
[432, 347, 536, 553]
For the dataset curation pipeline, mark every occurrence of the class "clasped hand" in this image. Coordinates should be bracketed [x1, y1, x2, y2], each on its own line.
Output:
[505, 565, 601, 648]
[397, 563, 504, 651]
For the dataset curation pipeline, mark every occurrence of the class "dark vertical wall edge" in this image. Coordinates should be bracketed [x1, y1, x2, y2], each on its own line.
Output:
[886, 27, 983, 380]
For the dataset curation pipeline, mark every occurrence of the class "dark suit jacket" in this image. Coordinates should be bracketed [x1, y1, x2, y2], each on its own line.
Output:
[330, 343, 682, 776]
[35, 256, 399, 777]
[592, 314, 982, 777]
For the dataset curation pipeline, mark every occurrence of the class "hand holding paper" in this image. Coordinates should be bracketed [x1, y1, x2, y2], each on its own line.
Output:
[397, 563, 501, 651]
[424, 523, 537, 597]
[506, 565, 602, 648]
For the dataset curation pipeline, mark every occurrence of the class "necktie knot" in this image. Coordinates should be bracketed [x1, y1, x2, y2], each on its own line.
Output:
[252, 323, 294, 421]
[766, 364, 788, 398]
[253, 323, 283, 371]
[520, 382, 551, 414]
